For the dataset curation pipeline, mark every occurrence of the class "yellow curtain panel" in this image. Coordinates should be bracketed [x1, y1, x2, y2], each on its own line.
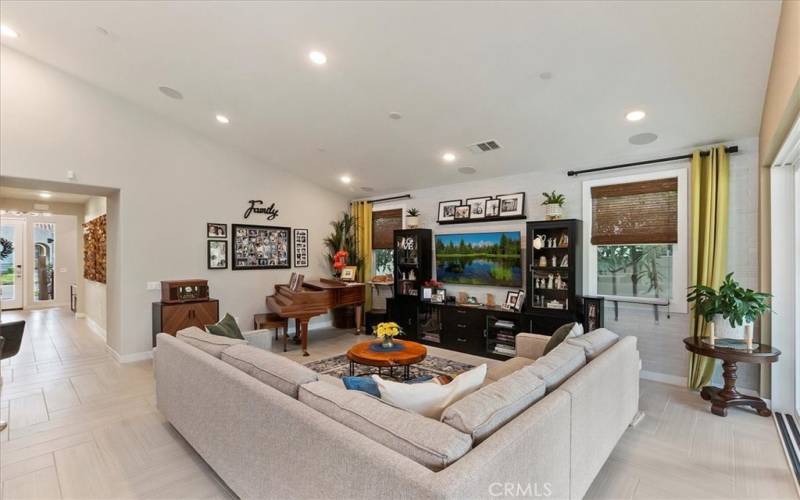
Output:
[350, 201, 373, 312]
[688, 146, 729, 389]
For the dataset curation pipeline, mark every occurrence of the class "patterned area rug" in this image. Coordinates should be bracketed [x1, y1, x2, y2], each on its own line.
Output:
[304, 353, 474, 381]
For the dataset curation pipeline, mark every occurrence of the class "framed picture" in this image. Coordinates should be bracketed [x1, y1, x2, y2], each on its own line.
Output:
[497, 192, 525, 217]
[340, 266, 357, 281]
[437, 200, 462, 222]
[207, 240, 228, 269]
[504, 290, 519, 309]
[513, 289, 526, 311]
[466, 196, 492, 219]
[232, 224, 291, 270]
[454, 205, 471, 220]
[431, 288, 446, 303]
[421, 286, 433, 301]
[207, 223, 227, 238]
[293, 228, 309, 267]
[485, 199, 500, 217]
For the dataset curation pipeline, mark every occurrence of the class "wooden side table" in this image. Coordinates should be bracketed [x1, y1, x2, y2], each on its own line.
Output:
[683, 337, 780, 417]
[346, 340, 427, 380]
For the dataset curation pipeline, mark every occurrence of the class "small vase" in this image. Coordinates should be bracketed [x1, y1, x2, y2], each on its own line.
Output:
[406, 216, 419, 229]
[545, 204, 562, 220]
[381, 336, 394, 348]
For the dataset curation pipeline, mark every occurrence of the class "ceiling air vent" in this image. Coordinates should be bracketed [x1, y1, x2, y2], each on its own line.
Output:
[467, 140, 502, 154]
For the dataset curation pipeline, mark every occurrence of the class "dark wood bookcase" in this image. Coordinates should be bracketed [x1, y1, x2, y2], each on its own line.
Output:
[393, 229, 432, 298]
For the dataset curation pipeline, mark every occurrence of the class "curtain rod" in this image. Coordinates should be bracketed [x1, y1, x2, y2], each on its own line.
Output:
[366, 194, 411, 204]
[567, 145, 739, 177]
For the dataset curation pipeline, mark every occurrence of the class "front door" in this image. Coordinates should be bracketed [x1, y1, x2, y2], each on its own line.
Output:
[1, 219, 25, 310]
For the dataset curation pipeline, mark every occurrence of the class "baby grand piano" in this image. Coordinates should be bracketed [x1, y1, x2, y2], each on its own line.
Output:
[266, 278, 365, 356]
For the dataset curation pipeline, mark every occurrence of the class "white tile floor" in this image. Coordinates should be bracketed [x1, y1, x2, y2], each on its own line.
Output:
[0, 308, 796, 499]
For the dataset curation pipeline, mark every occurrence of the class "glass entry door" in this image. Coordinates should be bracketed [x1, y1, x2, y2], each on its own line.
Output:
[1, 219, 25, 310]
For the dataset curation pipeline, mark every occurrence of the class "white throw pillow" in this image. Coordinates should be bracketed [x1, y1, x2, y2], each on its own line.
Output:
[372, 364, 487, 419]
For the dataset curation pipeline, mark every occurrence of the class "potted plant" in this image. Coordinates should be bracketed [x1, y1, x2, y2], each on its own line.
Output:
[686, 273, 771, 341]
[541, 191, 566, 220]
[406, 208, 420, 229]
[324, 212, 363, 328]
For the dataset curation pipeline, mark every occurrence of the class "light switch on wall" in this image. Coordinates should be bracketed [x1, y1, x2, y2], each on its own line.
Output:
[146, 281, 160, 291]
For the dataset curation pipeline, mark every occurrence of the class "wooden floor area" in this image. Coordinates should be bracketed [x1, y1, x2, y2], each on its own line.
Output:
[0, 308, 796, 499]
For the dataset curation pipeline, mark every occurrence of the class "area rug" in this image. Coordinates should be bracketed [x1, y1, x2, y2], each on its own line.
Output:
[304, 353, 475, 381]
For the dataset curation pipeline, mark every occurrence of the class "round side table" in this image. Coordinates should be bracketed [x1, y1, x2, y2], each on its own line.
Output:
[346, 340, 427, 380]
[683, 337, 780, 417]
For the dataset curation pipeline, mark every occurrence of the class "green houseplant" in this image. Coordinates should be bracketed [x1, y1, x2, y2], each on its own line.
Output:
[686, 272, 771, 340]
[406, 208, 420, 229]
[323, 212, 363, 328]
[541, 191, 566, 220]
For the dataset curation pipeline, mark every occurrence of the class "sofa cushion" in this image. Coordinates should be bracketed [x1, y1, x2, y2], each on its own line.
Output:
[525, 342, 586, 392]
[543, 322, 584, 355]
[206, 313, 245, 340]
[221, 344, 318, 398]
[299, 380, 472, 471]
[566, 328, 619, 361]
[372, 364, 486, 419]
[442, 368, 546, 443]
[486, 356, 534, 381]
[176, 327, 247, 358]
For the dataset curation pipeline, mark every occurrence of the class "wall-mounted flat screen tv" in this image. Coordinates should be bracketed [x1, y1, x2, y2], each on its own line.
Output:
[435, 231, 522, 287]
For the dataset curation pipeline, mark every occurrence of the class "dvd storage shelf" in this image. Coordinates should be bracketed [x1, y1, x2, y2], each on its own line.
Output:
[486, 314, 523, 359]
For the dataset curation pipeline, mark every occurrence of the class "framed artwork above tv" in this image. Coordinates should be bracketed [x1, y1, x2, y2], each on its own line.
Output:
[434, 231, 522, 287]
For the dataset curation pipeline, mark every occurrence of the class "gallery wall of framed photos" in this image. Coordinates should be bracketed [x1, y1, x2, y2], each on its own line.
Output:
[206, 222, 307, 271]
[437, 192, 526, 225]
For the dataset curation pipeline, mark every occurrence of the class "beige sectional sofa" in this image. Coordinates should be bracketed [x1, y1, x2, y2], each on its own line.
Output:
[155, 327, 640, 499]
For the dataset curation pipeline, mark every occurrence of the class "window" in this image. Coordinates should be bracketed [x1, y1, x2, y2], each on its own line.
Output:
[583, 169, 688, 312]
[33, 222, 56, 301]
[372, 209, 402, 277]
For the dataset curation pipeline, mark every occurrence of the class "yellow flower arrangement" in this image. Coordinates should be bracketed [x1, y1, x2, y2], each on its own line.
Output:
[375, 322, 401, 338]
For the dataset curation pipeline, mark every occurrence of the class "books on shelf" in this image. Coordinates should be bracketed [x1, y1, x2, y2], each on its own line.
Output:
[493, 320, 515, 329]
[495, 333, 516, 342]
[493, 345, 517, 357]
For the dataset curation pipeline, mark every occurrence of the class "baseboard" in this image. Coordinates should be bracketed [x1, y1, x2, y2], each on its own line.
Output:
[85, 316, 107, 341]
[106, 345, 153, 363]
[640, 370, 771, 406]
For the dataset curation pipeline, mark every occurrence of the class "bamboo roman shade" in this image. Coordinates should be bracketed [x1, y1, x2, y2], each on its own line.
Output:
[372, 209, 402, 249]
[591, 177, 678, 245]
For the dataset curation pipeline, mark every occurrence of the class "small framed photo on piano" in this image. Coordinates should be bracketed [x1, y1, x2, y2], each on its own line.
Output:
[340, 266, 357, 282]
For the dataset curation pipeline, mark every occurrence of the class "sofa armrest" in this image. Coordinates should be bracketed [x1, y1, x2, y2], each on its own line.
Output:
[516, 333, 550, 360]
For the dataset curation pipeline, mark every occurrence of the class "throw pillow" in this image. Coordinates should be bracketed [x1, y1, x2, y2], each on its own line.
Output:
[372, 364, 487, 419]
[543, 322, 583, 355]
[342, 374, 454, 397]
[206, 313, 244, 340]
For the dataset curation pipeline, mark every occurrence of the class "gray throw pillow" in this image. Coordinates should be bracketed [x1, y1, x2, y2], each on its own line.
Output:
[543, 322, 583, 355]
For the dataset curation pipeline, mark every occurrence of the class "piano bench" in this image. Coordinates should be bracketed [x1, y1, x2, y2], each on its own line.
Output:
[253, 313, 290, 341]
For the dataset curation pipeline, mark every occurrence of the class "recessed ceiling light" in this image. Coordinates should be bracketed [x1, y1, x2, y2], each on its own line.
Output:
[388, 112, 403, 120]
[1, 24, 19, 38]
[628, 132, 658, 145]
[625, 110, 646, 122]
[458, 167, 477, 175]
[442, 152, 456, 163]
[39, 192, 52, 199]
[215, 114, 230, 124]
[340, 175, 352, 184]
[159, 86, 183, 100]
[309, 51, 327, 65]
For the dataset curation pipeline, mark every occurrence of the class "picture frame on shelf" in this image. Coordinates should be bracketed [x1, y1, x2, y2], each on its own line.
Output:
[232, 224, 291, 270]
[497, 192, 525, 217]
[485, 199, 500, 217]
[207, 223, 227, 238]
[454, 205, 471, 220]
[293, 228, 309, 267]
[421, 286, 433, 301]
[437, 200, 462, 222]
[340, 266, 357, 282]
[504, 290, 519, 309]
[431, 288, 446, 304]
[466, 196, 492, 219]
[513, 289, 526, 311]
[207, 240, 228, 269]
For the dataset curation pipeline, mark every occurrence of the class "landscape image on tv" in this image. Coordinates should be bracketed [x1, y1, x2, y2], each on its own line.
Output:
[435, 231, 522, 286]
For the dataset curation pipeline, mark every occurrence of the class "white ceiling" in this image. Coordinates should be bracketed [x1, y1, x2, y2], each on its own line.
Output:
[0, 1, 781, 197]
[0, 186, 91, 204]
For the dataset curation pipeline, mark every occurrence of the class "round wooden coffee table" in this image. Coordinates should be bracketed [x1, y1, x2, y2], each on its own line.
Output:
[683, 337, 780, 417]
[346, 340, 427, 380]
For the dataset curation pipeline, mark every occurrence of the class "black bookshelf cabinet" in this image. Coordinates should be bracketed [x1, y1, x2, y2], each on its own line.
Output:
[393, 229, 432, 298]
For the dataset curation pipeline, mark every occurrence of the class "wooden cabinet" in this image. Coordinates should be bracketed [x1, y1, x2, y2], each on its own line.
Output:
[152, 299, 219, 346]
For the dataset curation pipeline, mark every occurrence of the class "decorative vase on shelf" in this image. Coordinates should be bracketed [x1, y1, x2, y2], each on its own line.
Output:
[544, 204, 563, 220]
[406, 216, 419, 229]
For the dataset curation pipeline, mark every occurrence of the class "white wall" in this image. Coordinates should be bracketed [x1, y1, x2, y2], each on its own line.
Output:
[83, 196, 107, 334]
[371, 137, 761, 390]
[1, 47, 348, 358]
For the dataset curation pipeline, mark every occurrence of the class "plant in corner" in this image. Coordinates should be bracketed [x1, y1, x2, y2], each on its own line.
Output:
[323, 212, 363, 277]
[686, 272, 771, 342]
[541, 191, 566, 220]
[406, 208, 420, 229]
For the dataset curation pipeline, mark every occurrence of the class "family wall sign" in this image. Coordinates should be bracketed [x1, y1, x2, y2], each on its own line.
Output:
[243, 200, 279, 221]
